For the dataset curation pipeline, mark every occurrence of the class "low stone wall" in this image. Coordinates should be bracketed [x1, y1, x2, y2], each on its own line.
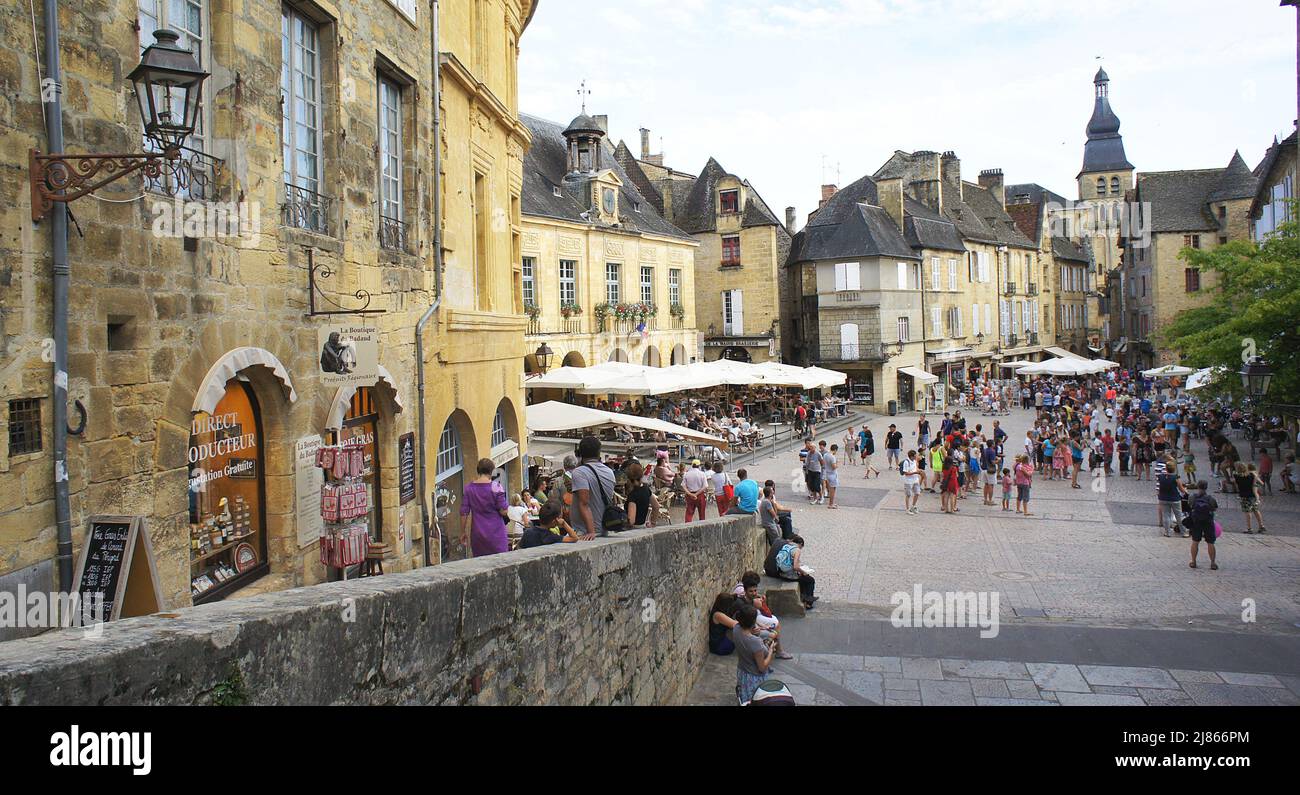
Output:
[0, 514, 764, 705]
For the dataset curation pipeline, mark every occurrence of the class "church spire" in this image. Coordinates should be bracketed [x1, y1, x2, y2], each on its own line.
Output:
[1080, 67, 1134, 177]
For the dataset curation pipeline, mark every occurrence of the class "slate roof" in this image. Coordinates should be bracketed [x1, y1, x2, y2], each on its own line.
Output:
[1052, 236, 1089, 263]
[788, 202, 917, 264]
[675, 158, 728, 234]
[962, 181, 1036, 248]
[1136, 153, 1262, 233]
[1250, 130, 1297, 217]
[613, 140, 665, 215]
[519, 113, 694, 241]
[903, 197, 965, 252]
[1081, 73, 1134, 175]
[1209, 151, 1261, 202]
[807, 173, 880, 228]
[1005, 182, 1069, 208]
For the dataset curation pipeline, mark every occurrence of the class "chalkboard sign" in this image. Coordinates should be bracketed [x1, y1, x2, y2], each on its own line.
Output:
[398, 432, 416, 505]
[72, 516, 161, 622]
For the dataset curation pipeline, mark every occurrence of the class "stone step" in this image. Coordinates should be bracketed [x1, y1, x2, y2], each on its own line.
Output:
[761, 575, 805, 617]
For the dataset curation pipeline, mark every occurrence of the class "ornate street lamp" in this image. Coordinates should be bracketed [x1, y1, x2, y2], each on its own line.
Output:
[29, 29, 209, 221]
[1239, 356, 1273, 400]
[534, 342, 555, 375]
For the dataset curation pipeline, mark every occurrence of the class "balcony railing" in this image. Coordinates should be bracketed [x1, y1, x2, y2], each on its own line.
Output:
[1027, 283, 1039, 296]
[527, 318, 542, 335]
[282, 183, 334, 234]
[378, 215, 409, 252]
[835, 291, 861, 303]
[1007, 333, 1019, 347]
[1029, 331, 1040, 345]
[143, 144, 224, 201]
[1004, 281, 1017, 296]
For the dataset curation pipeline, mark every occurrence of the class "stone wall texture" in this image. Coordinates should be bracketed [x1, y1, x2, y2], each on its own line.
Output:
[0, 514, 765, 705]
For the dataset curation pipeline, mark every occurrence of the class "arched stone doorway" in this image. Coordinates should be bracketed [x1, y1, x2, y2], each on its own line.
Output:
[608, 348, 629, 363]
[562, 351, 586, 368]
[671, 343, 688, 365]
[643, 346, 662, 367]
[434, 409, 478, 562]
[722, 347, 752, 363]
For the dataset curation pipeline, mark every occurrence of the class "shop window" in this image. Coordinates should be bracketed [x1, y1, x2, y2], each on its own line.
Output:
[328, 387, 383, 542]
[188, 380, 267, 603]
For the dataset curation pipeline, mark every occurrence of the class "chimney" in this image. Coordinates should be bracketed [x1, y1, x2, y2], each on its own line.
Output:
[785, 206, 796, 235]
[640, 127, 651, 160]
[904, 150, 946, 213]
[875, 177, 905, 232]
[940, 151, 962, 202]
[594, 115, 609, 133]
[979, 168, 1005, 207]
[819, 184, 838, 209]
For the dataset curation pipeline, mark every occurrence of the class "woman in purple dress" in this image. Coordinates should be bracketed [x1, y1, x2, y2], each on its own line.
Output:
[460, 458, 510, 557]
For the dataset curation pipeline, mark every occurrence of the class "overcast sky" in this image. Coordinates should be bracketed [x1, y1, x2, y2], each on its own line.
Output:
[519, 0, 1297, 227]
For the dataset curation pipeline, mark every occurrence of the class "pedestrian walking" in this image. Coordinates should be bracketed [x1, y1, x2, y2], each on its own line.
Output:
[825, 444, 840, 509]
[1187, 481, 1219, 570]
[1235, 462, 1267, 534]
[1014, 454, 1034, 516]
[885, 424, 903, 469]
[901, 450, 921, 514]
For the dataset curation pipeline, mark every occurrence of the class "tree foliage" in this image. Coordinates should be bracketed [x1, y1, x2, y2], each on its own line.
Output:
[1160, 202, 1300, 405]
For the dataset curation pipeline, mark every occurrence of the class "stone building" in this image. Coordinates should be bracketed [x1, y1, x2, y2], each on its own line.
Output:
[1005, 185, 1094, 354]
[0, 0, 538, 620]
[871, 151, 1042, 405]
[615, 135, 791, 364]
[1120, 152, 1259, 369]
[518, 112, 699, 379]
[1250, 129, 1297, 240]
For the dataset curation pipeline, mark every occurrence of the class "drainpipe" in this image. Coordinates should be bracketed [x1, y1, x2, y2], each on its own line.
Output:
[41, 0, 74, 592]
[415, 0, 443, 566]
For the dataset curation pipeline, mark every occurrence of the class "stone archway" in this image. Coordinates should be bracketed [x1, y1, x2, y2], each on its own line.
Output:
[608, 348, 629, 363]
[671, 343, 688, 365]
[643, 346, 662, 367]
[562, 351, 586, 368]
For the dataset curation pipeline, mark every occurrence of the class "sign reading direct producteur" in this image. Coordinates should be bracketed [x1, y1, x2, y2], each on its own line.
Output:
[317, 323, 379, 387]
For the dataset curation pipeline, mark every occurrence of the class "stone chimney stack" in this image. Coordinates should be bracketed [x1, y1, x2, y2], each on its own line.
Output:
[979, 168, 1005, 207]
[909, 151, 944, 214]
[940, 151, 962, 203]
[875, 177, 906, 232]
[640, 127, 651, 160]
[819, 184, 838, 209]
[594, 115, 609, 134]
[785, 206, 797, 234]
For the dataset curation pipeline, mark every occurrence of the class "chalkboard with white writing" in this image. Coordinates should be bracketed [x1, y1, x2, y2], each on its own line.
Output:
[72, 516, 159, 622]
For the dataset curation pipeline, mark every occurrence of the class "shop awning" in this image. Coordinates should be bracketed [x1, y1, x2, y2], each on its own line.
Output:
[525, 401, 727, 447]
[1044, 346, 1087, 360]
[1141, 364, 1196, 378]
[926, 346, 973, 361]
[1186, 367, 1227, 391]
[898, 366, 939, 384]
[192, 347, 297, 414]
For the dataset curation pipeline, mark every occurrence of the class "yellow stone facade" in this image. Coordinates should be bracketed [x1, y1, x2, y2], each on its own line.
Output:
[520, 217, 700, 373]
[0, 0, 538, 611]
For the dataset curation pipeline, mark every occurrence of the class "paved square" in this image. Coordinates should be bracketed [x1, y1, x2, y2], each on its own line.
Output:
[688, 406, 1300, 706]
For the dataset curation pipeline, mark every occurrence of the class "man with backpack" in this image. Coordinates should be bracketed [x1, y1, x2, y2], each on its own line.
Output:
[1186, 481, 1219, 570]
[571, 435, 619, 540]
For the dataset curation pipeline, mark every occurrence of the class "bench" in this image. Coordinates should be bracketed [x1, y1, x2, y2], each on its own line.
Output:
[761, 576, 805, 618]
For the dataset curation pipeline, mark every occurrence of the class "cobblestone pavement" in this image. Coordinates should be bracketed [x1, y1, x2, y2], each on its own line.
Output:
[688, 403, 1300, 706]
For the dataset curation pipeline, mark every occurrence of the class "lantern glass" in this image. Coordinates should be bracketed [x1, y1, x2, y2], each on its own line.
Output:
[128, 29, 208, 152]
[535, 343, 554, 374]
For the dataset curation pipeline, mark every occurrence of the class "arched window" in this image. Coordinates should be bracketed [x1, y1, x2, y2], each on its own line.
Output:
[491, 407, 508, 448]
[436, 419, 462, 482]
[1110, 176, 1120, 195]
[1096, 177, 1106, 196]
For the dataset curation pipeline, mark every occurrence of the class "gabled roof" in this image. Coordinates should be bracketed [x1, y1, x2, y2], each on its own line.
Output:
[807, 173, 880, 227]
[519, 113, 694, 241]
[1135, 153, 1262, 233]
[675, 158, 729, 234]
[962, 181, 1036, 248]
[1052, 236, 1089, 264]
[1250, 130, 1298, 216]
[789, 203, 918, 263]
[613, 140, 664, 215]
[903, 198, 965, 252]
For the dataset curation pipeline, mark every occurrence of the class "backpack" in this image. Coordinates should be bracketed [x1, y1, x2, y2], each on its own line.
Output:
[583, 464, 628, 533]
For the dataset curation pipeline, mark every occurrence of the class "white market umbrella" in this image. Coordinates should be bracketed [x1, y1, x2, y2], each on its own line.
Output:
[1142, 364, 1196, 378]
[1185, 367, 1228, 391]
[526, 401, 728, 446]
[1018, 358, 1094, 377]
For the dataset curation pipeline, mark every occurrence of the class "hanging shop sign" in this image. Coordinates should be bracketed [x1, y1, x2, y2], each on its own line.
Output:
[317, 323, 379, 387]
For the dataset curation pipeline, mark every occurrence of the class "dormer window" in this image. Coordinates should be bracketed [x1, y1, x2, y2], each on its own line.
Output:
[720, 189, 739, 215]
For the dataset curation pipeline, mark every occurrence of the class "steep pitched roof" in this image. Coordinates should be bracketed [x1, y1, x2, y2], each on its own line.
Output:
[962, 182, 1036, 248]
[613, 140, 664, 215]
[1250, 130, 1297, 216]
[792, 203, 917, 263]
[1209, 151, 1261, 202]
[807, 174, 880, 228]
[1052, 236, 1089, 263]
[903, 198, 965, 252]
[519, 113, 694, 241]
[1081, 73, 1134, 175]
[675, 157, 729, 234]
[1136, 153, 1261, 233]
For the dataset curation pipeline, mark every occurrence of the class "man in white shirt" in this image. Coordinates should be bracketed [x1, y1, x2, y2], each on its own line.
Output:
[901, 450, 922, 515]
[683, 460, 710, 522]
